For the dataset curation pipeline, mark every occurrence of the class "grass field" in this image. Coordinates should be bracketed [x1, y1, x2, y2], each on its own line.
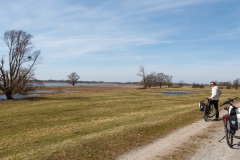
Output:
[0, 85, 239, 159]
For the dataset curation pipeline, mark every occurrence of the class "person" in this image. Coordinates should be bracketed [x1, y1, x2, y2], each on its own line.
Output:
[208, 81, 222, 120]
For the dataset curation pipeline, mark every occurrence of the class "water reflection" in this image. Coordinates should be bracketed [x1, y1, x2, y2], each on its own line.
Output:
[0, 93, 41, 100]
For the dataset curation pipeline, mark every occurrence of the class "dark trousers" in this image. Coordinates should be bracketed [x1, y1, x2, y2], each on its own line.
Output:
[209, 100, 219, 118]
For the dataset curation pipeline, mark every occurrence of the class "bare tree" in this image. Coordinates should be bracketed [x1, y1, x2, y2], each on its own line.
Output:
[233, 78, 240, 90]
[156, 73, 165, 88]
[0, 30, 42, 99]
[165, 75, 173, 87]
[136, 65, 147, 89]
[178, 80, 184, 88]
[145, 72, 157, 88]
[66, 72, 80, 86]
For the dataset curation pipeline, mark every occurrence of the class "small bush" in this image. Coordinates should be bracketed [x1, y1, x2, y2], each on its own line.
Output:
[226, 86, 231, 89]
[192, 83, 204, 88]
[168, 86, 181, 88]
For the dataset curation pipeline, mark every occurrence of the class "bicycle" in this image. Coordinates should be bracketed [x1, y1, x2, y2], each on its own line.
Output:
[219, 97, 240, 148]
[201, 98, 216, 121]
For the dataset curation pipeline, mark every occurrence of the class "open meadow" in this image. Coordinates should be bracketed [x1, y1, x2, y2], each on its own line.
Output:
[0, 85, 239, 160]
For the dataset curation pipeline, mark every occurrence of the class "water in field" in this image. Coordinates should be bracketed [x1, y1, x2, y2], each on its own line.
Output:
[0, 83, 137, 100]
[0, 93, 41, 100]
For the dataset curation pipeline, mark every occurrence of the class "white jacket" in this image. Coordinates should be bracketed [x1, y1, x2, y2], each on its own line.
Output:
[210, 86, 222, 100]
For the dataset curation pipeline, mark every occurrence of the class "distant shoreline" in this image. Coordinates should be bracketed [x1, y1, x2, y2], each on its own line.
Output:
[43, 82, 140, 87]
[40, 80, 140, 85]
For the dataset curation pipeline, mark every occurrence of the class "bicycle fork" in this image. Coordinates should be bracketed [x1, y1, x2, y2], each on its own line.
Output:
[218, 115, 229, 142]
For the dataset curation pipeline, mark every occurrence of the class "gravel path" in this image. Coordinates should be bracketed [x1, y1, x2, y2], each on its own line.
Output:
[190, 127, 240, 160]
[190, 109, 240, 160]
[117, 103, 240, 160]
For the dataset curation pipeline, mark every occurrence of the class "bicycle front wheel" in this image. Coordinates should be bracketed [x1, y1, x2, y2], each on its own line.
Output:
[225, 119, 234, 148]
[203, 108, 208, 122]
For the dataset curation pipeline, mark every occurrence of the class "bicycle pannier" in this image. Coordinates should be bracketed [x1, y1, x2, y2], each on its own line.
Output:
[229, 107, 240, 130]
[199, 101, 204, 111]
[229, 115, 238, 130]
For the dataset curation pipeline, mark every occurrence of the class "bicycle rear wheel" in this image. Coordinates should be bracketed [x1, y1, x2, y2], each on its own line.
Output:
[225, 119, 234, 148]
[207, 104, 216, 118]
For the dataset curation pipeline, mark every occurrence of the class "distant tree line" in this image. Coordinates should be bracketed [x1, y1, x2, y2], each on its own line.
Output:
[192, 83, 205, 88]
[190, 79, 240, 90]
[216, 79, 240, 90]
[136, 65, 183, 89]
[137, 66, 240, 90]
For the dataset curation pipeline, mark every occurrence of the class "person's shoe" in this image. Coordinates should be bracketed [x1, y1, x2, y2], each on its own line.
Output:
[213, 118, 219, 121]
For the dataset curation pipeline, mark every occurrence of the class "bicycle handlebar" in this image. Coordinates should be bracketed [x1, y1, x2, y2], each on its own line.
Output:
[220, 97, 238, 106]
[224, 107, 227, 110]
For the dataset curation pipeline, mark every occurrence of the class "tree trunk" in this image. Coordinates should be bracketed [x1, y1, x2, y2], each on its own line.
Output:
[5, 90, 13, 99]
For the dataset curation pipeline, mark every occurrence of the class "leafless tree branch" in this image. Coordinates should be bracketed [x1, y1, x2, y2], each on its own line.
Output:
[0, 30, 42, 99]
[66, 72, 80, 86]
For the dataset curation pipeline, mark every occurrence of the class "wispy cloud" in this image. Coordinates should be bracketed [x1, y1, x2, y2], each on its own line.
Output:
[135, 54, 142, 61]
[1, 0, 240, 83]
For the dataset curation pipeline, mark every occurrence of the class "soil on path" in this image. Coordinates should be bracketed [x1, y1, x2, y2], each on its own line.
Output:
[117, 103, 240, 160]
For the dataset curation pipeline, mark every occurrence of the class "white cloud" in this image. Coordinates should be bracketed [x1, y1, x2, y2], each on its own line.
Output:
[1, 0, 239, 83]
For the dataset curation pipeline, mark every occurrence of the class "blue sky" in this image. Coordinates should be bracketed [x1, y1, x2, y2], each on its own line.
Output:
[0, 0, 240, 84]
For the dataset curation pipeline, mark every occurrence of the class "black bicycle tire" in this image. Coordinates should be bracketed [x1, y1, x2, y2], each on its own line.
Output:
[225, 119, 233, 148]
[207, 104, 216, 118]
[203, 108, 208, 122]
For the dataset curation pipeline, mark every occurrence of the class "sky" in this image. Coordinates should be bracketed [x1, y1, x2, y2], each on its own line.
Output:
[0, 0, 240, 84]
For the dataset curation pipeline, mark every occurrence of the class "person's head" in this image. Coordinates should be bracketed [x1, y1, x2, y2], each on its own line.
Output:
[210, 81, 216, 87]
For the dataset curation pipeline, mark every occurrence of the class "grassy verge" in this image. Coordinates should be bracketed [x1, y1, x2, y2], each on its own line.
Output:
[0, 85, 239, 159]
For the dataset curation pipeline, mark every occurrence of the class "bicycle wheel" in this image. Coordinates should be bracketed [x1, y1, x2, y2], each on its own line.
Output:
[225, 119, 234, 148]
[203, 108, 208, 122]
[207, 104, 216, 118]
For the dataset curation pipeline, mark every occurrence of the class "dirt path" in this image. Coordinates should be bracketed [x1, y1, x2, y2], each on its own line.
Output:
[190, 129, 240, 160]
[117, 103, 240, 160]
[190, 119, 240, 160]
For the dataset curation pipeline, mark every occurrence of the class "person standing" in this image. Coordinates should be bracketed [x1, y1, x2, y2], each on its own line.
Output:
[208, 81, 222, 120]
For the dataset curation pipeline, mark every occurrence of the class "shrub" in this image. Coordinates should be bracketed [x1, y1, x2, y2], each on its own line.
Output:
[226, 86, 231, 89]
[192, 83, 204, 88]
[168, 85, 181, 88]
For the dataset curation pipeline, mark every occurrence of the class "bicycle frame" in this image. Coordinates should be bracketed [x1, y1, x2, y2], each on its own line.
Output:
[219, 97, 239, 148]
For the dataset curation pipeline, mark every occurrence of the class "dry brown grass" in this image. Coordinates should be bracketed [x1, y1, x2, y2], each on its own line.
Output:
[0, 85, 239, 159]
